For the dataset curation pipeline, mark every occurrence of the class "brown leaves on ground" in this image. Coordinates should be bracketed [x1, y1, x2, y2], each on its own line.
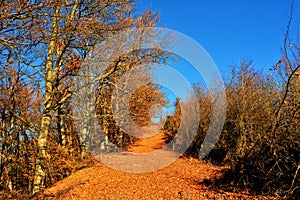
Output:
[44, 131, 272, 200]
[127, 130, 167, 153]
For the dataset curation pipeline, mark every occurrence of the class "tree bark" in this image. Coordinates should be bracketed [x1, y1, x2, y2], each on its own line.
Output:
[33, 5, 59, 194]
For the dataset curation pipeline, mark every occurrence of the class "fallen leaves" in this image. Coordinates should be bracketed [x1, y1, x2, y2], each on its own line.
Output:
[44, 131, 272, 200]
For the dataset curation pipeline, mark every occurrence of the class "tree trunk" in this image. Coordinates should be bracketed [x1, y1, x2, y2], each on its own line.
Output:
[58, 105, 67, 147]
[33, 5, 59, 194]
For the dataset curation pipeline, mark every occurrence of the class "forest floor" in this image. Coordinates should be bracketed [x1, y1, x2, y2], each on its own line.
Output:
[44, 130, 272, 200]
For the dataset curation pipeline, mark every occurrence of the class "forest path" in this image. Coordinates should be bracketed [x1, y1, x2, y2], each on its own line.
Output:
[127, 130, 168, 153]
[44, 129, 270, 200]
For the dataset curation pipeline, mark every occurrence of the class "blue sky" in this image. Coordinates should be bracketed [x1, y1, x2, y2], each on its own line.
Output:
[135, 0, 300, 117]
[137, 0, 300, 75]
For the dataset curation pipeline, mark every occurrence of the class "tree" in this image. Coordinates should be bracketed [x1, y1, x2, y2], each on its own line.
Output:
[0, 0, 169, 195]
[0, 64, 41, 194]
[129, 84, 166, 127]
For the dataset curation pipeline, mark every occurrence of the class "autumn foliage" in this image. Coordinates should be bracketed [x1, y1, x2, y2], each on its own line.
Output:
[0, 0, 299, 199]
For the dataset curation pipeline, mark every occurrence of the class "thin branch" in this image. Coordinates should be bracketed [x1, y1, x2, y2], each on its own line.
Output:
[283, 0, 294, 72]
